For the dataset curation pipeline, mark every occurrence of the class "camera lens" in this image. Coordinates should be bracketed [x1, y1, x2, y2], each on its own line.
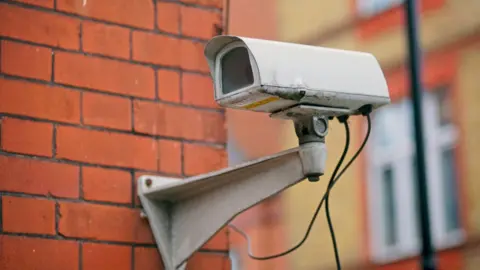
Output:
[221, 47, 254, 94]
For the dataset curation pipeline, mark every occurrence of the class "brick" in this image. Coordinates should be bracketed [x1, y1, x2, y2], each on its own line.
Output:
[181, 7, 221, 40]
[55, 52, 155, 98]
[82, 21, 130, 59]
[0, 4, 80, 49]
[134, 247, 164, 270]
[132, 172, 142, 206]
[2, 196, 55, 234]
[58, 202, 154, 243]
[132, 31, 180, 66]
[187, 252, 230, 270]
[182, 73, 217, 108]
[0, 235, 79, 270]
[57, 0, 154, 29]
[82, 92, 132, 130]
[133, 100, 225, 143]
[1, 117, 53, 157]
[82, 167, 132, 204]
[13, 0, 55, 8]
[132, 33, 210, 73]
[0, 155, 79, 198]
[183, 143, 226, 175]
[57, 126, 158, 170]
[0, 78, 81, 124]
[157, 2, 180, 34]
[158, 69, 180, 103]
[158, 139, 182, 174]
[83, 243, 131, 270]
[0, 40, 52, 81]
[180, 0, 223, 9]
[180, 39, 210, 72]
[202, 228, 228, 250]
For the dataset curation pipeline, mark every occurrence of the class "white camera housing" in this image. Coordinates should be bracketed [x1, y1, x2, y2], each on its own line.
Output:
[204, 35, 390, 119]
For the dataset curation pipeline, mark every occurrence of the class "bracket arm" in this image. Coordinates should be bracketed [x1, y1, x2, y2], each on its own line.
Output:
[137, 142, 326, 270]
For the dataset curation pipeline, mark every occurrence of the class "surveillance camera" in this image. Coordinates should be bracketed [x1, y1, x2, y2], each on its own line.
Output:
[204, 35, 390, 119]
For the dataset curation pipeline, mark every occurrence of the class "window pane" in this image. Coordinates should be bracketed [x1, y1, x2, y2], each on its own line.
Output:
[371, 103, 405, 150]
[433, 87, 453, 127]
[358, 0, 404, 16]
[230, 250, 242, 270]
[374, 0, 399, 11]
[382, 166, 398, 246]
[441, 148, 460, 232]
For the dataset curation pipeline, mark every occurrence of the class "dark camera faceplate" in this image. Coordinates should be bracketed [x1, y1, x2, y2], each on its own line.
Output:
[221, 47, 254, 95]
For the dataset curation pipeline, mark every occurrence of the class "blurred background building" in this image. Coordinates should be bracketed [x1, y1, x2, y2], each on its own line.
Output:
[225, 0, 480, 269]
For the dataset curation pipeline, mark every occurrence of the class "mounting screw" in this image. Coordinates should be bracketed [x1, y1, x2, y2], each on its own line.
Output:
[145, 178, 152, 187]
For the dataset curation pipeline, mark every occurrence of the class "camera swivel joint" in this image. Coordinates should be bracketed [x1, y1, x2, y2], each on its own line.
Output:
[293, 116, 329, 182]
[294, 116, 329, 145]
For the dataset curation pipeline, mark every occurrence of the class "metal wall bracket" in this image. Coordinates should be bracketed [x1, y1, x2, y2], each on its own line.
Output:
[137, 141, 327, 270]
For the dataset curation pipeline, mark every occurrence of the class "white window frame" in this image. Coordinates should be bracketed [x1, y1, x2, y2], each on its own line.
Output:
[229, 249, 242, 270]
[366, 90, 464, 263]
[357, 0, 404, 17]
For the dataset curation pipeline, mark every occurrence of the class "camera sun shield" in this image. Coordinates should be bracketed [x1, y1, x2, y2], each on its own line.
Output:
[204, 35, 391, 118]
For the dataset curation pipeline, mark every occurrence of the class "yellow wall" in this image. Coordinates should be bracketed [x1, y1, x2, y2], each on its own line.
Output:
[279, 0, 480, 68]
[458, 44, 480, 237]
[354, 0, 480, 68]
[276, 0, 480, 269]
[458, 43, 480, 269]
[277, 0, 353, 43]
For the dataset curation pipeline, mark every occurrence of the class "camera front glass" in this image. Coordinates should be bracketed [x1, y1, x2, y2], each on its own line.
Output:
[221, 47, 254, 95]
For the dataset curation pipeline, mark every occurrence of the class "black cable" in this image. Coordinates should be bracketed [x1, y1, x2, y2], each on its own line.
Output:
[325, 113, 372, 270]
[333, 114, 372, 186]
[325, 118, 350, 270]
[228, 114, 372, 262]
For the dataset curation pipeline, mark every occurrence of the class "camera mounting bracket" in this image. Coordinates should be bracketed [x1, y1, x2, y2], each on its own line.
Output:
[270, 104, 352, 121]
[137, 116, 328, 270]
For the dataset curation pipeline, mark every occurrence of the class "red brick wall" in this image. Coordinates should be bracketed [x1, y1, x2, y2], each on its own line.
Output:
[0, 0, 230, 269]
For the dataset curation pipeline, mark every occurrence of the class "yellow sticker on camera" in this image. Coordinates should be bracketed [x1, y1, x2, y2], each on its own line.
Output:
[242, 96, 280, 109]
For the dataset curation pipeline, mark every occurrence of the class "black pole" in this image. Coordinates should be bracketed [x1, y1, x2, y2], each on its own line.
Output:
[404, 0, 437, 269]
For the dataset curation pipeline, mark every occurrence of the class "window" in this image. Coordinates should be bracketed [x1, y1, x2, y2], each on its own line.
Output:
[357, 0, 404, 17]
[441, 147, 460, 233]
[382, 166, 397, 246]
[366, 87, 463, 263]
[229, 249, 242, 270]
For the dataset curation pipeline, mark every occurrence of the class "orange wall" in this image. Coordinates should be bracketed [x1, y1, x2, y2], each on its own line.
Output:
[228, 0, 278, 39]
